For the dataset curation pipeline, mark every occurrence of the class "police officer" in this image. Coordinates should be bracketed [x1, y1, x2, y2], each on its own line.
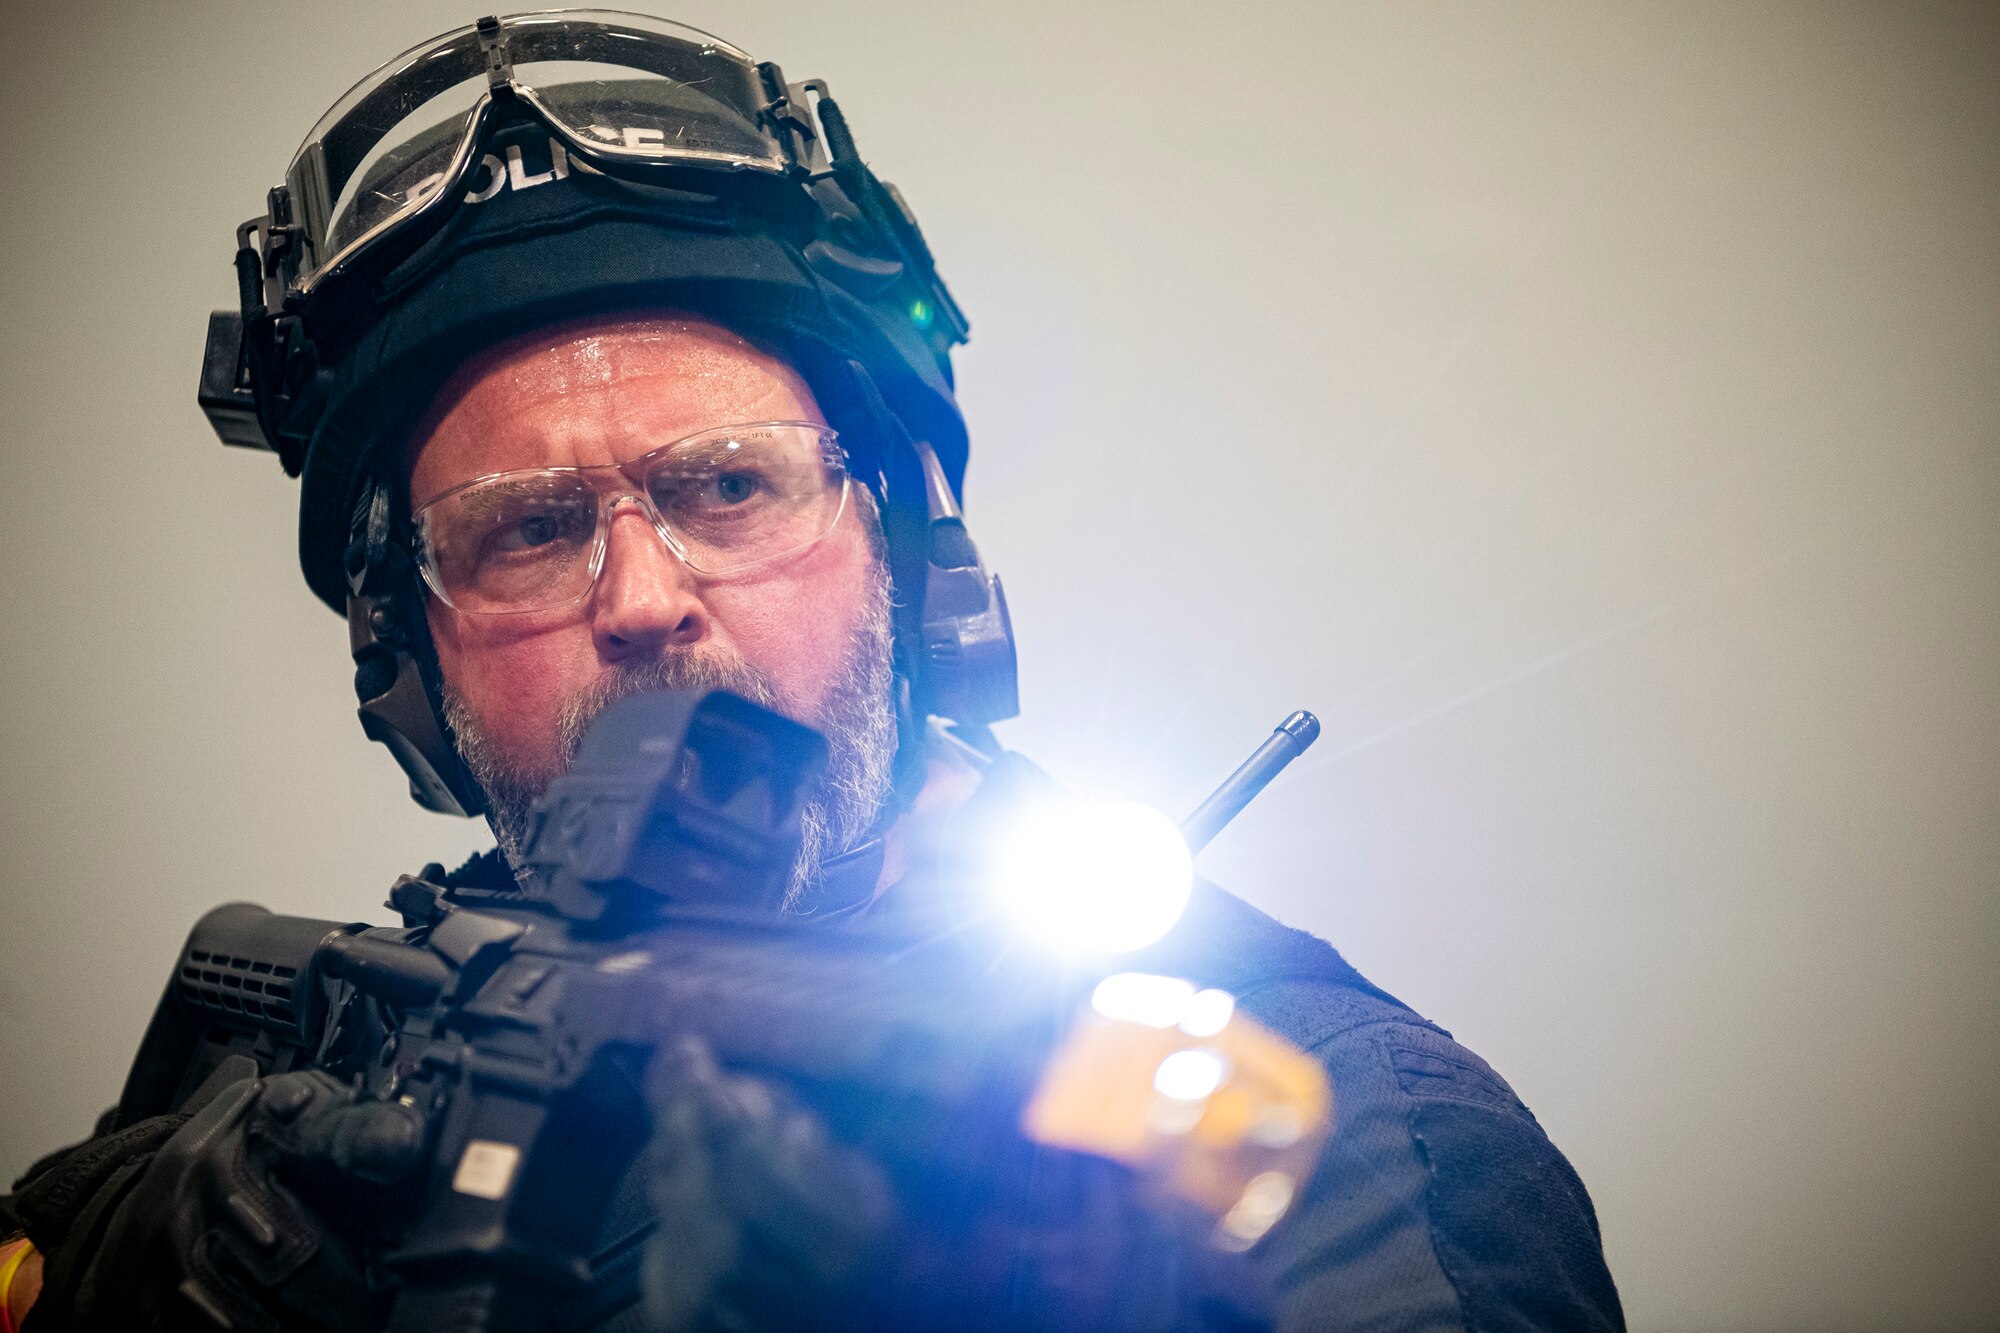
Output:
[2, 13, 1621, 1331]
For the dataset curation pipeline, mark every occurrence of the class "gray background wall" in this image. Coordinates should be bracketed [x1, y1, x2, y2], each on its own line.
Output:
[1, 3, 1994, 1328]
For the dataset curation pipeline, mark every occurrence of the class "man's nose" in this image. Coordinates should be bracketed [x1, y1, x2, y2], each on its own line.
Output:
[588, 500, 708, 661]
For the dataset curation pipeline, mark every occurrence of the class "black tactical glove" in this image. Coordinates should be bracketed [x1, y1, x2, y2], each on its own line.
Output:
[641, 1036, 894, 1333]
[15, 1060, 424, 1333]
[639, 1038, 1268, 1333]
[855, 1128, 1266, 1332]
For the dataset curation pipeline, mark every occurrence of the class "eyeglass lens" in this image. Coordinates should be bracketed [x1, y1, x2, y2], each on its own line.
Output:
[415, 423, 845, 613]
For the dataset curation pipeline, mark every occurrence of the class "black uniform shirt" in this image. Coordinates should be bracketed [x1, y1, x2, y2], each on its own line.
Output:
[435, 834, 1624, 1332]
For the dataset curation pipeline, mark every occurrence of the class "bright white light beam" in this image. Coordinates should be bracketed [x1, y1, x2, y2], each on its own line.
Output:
[991, 798, 1195, 954]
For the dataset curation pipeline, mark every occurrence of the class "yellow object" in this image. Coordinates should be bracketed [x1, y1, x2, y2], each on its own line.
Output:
[1022, 974, 1333, 1251]
[0, 1237, 36, 1333]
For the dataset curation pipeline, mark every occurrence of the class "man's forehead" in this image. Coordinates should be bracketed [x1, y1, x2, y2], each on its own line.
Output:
[405, 311, 822, 494]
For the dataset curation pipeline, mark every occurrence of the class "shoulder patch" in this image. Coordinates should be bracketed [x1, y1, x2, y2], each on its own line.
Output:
[1385, 1030, 1532, 1121]
[1385, 1029, 1624, 1331]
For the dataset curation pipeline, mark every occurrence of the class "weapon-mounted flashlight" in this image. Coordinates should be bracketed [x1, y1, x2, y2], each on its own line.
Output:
[988, 711, 1320, 955]
[991, 798, 1194, 954]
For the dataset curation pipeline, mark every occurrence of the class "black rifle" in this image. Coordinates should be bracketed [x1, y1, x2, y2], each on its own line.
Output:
[114, 691, 1326, 1331]
[120, 693, 1096, 1330]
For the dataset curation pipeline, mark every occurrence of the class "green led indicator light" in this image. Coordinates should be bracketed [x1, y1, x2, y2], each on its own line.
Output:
[910, 299, 934, 330]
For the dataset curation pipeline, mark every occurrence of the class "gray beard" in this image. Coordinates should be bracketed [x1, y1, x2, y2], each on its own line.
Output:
[441, 558, 897, 911]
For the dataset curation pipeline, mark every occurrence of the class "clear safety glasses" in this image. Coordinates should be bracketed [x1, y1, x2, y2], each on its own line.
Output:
[281, 10, 812, 296]
[411, 422, 850, 614]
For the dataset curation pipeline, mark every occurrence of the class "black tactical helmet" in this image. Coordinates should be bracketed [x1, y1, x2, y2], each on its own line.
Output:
[200, 11, 1017, 816]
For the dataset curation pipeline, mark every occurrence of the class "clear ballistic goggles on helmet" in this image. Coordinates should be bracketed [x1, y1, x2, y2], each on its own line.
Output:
[275, 10, 832, 299]
[203, 8, 968, 464]
[412, 422, 850, 615]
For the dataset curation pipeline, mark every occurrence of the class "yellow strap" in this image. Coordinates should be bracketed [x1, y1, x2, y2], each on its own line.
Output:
[0, 1236, 34, 1333]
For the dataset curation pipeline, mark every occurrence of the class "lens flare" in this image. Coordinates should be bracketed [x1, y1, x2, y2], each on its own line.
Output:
[991, 798, 1195, 953]
[1153, 1048, 1229, 1101]
[1090, 972, 1197, 1026]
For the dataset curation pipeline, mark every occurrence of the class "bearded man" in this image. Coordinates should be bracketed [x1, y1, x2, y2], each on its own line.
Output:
[1, 13, 1621, 1332]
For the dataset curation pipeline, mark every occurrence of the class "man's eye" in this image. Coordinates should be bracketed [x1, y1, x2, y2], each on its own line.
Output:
[487, 507, 585, 553]
[654, 469, 771, 513]
[514, 515, 563, 546]
[712, 471, 761, 505]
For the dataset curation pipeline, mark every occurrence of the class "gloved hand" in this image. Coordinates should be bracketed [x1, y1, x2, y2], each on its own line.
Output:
[641, 1036, 894, 1333]
[639, 1037, 1267, 1333]
[14, 1059, 425, 1333]
[859, 1132, 1261, 1333]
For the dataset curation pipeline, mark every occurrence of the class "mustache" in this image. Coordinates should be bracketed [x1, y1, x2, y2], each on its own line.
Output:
[553, 651, 783, 770]
[445, 540, 898, 908]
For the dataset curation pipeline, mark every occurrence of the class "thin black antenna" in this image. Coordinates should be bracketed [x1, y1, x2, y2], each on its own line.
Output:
[1179, 711, 1321, 856]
